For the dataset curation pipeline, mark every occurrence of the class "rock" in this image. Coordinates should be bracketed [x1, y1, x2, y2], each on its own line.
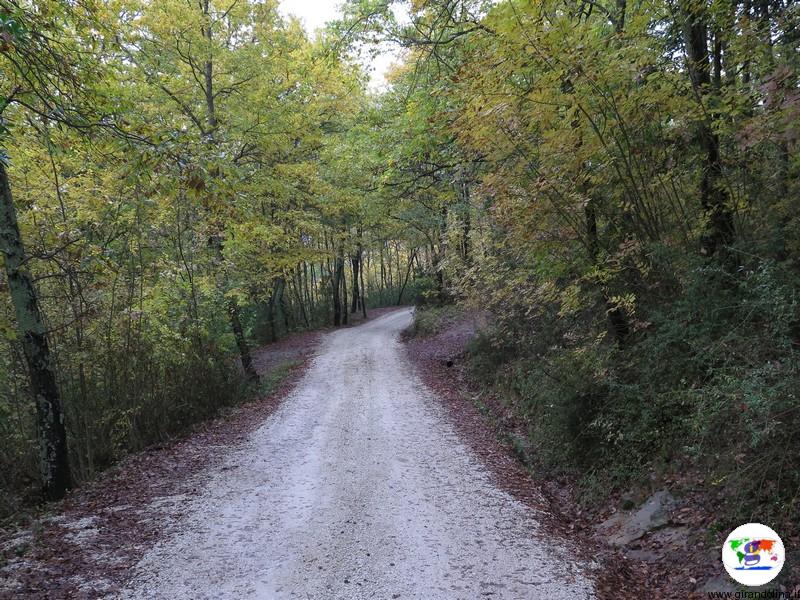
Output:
[649, 525, 689, 551]
[598, 490, 676, 547]
[624, 548, 660, 562]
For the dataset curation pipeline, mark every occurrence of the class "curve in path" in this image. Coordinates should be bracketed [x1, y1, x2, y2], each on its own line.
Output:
[119, 308, 594, 599]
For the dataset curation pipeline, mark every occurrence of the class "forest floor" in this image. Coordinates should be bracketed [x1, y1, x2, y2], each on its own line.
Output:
[1, 307, 596, 599]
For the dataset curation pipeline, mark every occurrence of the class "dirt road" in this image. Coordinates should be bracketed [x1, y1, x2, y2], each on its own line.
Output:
[119, 308, 594, 599]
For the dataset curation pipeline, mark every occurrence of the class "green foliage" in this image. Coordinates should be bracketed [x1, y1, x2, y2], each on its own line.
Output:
[466, 254, 800, 527]
[406, 305, 462, 338]
[257, 360, 302, 399]
[0, 0, 409, 512]
[349, 0, 800, 534]
[0, 0, 796, 538]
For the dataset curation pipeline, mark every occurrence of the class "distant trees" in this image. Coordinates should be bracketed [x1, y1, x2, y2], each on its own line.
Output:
[4, 0, 794, 523]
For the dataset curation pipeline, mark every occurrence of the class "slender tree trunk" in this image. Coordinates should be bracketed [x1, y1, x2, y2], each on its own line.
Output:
[386, 243, 393, 289]
[681, 0, 735, 256]
[294, 268, 310, 327]
[332, 254, 344, 326]
[585, 199, 599, 263]
[614, 0, 626, 33]
[280, 286, 292, 331]
[303, 262, 313, 315]
[380, 246, 387, 292]
[360, 254, 368, 318]
[0, 162, 71, 500]
[201, 0, 257, 381]
[341, 254, 349, 326]
[228, 299, 256, 378]
[267, 277, 285, 342]
[742, 0, 752, 87]
[397, 249, 416, 305]
[350, 246, 361, 314]
[459, 179, 472, 264]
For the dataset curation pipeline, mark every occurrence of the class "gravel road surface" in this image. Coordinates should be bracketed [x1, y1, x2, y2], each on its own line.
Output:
[119, 308, 594, 599]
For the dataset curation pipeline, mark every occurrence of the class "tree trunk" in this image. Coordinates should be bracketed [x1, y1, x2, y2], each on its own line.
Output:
[681, 0, 735, 256]
[460, 180, 472, 264]
[380, 246, 387, 292]
[614, 0, 626, 33]
[280, 284, 293, 331]
[350, 247, 361, 314]
[0, 162, 71, 500]
[267, 277, 285, 342]
[228, 298, 256, 380]
[294, 269, 310, 327]
[397, 249, 416, 305]
[201, 0, 257, 381]
[360, 253, 368, 318]
[332, 255, 344, 326]
[341, 254, 349, 326]
[585, 198, 600, 263]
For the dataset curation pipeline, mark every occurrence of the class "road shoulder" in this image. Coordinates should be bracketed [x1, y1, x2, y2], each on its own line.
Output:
[401, 308, 647, 600]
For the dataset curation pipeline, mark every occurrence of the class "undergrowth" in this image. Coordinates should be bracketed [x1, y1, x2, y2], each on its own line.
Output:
[414, 258, 800, 538]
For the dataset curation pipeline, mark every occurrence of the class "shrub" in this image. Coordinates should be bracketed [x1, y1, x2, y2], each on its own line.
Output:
[465, 254, 800, 530]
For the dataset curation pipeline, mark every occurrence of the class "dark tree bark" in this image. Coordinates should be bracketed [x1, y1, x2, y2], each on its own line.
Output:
[341, 257, 349, 326]
[614, 0, 626, 33]
[228, 299, 256, 379]
[280, 285, 293, 331]
[332, 254, 344, 326]
[267, 278, 285, 342]
[397, 249, 416, 305]
[294, 269, 310, 327]
[437, 204, 448, 302]
[0, 162, 72, 500]
[360, 253, 368, 319]
[585, 198, 599, 263]
[681, 0, 735, 256]
[607, 303, 631, 345]
[742, 0, 752, 86]
[379, 247, 386, 293]
[350, 246, 361, 314]
[460, 180, 472, 264]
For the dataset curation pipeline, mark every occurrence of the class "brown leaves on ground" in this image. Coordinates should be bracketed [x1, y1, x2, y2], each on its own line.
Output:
[402, 309, 651, 600]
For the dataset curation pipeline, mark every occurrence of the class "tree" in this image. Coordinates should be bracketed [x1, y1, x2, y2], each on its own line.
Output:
[0, 0, 104, 500]
[0, 158, 71, 500]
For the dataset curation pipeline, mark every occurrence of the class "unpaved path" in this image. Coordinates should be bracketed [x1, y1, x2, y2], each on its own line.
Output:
[119, 308, 594, 599]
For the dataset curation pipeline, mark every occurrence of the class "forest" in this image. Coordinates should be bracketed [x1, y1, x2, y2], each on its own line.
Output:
[1, 0, 798, 580]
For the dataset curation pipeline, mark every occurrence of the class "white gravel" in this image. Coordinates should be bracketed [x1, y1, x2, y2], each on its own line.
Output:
[118, 308, 594, 599]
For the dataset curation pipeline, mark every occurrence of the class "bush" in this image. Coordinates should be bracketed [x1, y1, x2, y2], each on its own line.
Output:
[465, 254, 800, 529]
[0, 316, 248, 517]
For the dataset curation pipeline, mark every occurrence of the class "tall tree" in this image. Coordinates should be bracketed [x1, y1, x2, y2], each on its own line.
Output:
[0, 0, 100, 499]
